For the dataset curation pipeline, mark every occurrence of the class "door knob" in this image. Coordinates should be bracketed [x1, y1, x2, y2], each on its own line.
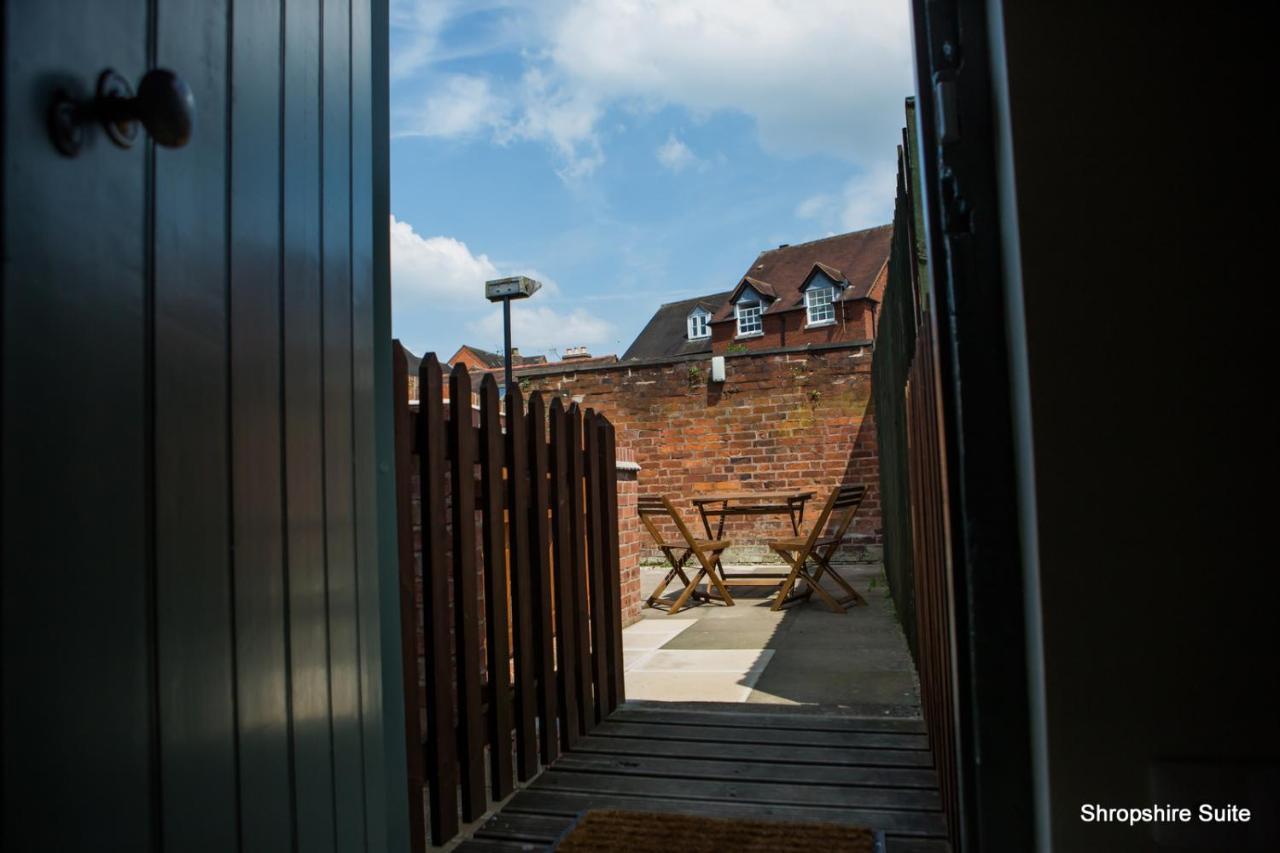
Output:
[48, 68, 195, 157]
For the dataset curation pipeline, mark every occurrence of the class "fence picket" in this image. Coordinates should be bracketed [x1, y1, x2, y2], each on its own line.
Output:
[548, 398, 581, 749]
[448, 363, 486, 821]
[504, 385, 539, 781]
[601, 419, 626, 710]
[584, 411, 610, 723]
[479, 376, 515, 800]
[417, 351, 459, 844]
[391, 345, 427, 849]
[526, 393, 560, 765]
[566, 404, 595, 733]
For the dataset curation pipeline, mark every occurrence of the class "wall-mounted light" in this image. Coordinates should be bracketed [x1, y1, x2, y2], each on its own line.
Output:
[710, 356, 726, 383]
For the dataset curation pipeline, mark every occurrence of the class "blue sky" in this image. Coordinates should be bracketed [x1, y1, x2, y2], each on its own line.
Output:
[390, 0, 914, 359]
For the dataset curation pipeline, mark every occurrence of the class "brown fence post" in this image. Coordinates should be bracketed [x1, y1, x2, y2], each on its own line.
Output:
[448, 363, 486, 821]
[566, 404, 595, 732]
[548, 398, 580, 749]
[527, 393, 560, 763]
[504, 385, 539, 781]
[583, 410, 610, 723]
[391, 343, 427, 850]
[601, 418, 626, 709]
[418, 353, 458, 844]
[478, 375, 515, 800]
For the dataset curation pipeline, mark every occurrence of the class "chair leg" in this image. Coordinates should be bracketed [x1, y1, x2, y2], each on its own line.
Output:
[668, 568, 708, 615]
[802, 569, 850, 613]
[770, 551, 805, 612]
[811, 549, 866, 606]
[698, 551, 735, 606]
[645, 548, 695, 609]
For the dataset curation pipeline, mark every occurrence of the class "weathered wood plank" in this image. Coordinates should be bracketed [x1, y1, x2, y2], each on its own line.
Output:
[391, 344, 426, 850]
[480, 375, 516, 800]
[885, 839, 953, 853]
[420, 354, 460, 844]
[600, 420, 626, 709]
[503, 789, 948, 837]
[583, 411, 610, 723]
[611, 705, 927, 734]
[475, 812, 572, 843]
[571, 734, 934, 768]
[534, 768, 942, 812]
[454, 839, 546, 853]
[591, 719, 929, 750]
[526, 394, 560, 764]
[566, 405, 595, 731]
[450, 363, 487, 820]
[548, 399, 580, 750]
[505, 385, 540, 782]
[551, 752, 939, 790]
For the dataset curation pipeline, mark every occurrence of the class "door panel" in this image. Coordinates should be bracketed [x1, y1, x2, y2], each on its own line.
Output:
[282, 0, 339, 851]
[153, 0, 238, 849]
[1, 0, 397, 849]
[1, 1, 152, 849]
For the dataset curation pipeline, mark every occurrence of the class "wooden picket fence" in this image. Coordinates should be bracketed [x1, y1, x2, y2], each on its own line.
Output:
[392, 341, 625, 848]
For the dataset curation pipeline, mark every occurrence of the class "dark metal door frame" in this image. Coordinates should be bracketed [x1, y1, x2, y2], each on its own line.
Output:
[907, 0, 1039, 849]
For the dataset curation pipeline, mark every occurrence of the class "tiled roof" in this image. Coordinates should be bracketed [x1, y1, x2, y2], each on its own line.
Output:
[710, 225, 892, 323]
[622, 291, 734, 360]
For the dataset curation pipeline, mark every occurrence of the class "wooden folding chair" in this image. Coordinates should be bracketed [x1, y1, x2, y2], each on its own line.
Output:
[638, 496, 735, 615]
[767, 484, 869, 613]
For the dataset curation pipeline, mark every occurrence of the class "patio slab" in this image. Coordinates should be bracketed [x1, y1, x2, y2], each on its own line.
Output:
[625, 562, 922, 716]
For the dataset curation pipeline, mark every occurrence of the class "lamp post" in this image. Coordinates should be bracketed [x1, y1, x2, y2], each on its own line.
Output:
[484, 275, 542, 393]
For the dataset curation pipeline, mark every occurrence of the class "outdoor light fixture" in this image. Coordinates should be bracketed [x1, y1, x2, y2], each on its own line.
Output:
[484, 275, 543, 393]
[711, 355, 726, 383]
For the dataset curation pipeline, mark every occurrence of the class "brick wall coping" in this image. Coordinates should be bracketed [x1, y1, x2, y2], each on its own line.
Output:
[516, 339, 875, 380]
[616, 460, 641, 472]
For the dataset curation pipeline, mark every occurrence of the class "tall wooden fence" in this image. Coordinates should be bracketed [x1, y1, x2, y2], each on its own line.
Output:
[392, 342, 625, 848]
[871, 100, 960, 849]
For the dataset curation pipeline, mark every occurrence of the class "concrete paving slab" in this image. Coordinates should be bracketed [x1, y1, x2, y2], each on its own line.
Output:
[624, 671, 762, 703]
[625, 562, 922, 716]
[637, 649, 774, 674]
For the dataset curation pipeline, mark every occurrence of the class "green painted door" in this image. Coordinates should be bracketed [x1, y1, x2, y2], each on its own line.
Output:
[1, 1, 402, 849]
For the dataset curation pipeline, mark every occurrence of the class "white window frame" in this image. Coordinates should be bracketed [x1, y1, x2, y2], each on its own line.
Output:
[805, 284, 837, 326]
[687, 308, 711, 340]
[735, 300, 763, 337]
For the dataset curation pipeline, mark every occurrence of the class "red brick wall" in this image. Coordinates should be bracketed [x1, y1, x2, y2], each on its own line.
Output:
[708, 301, 876, 353]
[520, 344, 881, 564]
[615, 449, 643, 627]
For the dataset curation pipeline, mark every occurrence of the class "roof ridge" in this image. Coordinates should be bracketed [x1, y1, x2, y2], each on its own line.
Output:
[758, 224, 893, 256]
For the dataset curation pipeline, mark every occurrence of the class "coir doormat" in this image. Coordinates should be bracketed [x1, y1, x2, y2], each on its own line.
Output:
[553, 808, 882, 852]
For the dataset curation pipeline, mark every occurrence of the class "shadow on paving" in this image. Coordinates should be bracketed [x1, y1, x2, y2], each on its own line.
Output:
[627, 562, 922, 717]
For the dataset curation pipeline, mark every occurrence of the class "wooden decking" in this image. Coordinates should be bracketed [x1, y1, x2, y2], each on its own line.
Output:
[455, 704, 951, 852]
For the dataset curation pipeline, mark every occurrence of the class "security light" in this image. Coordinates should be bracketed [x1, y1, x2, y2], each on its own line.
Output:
[485, 275, 542, 302]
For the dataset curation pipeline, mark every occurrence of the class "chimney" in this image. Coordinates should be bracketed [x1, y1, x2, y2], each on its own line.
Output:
[562, 346, 591, 361]
[510, 347, 521, 358]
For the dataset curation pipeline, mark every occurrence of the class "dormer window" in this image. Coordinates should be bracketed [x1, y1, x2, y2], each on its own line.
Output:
[687, 308, 711, 340]
[805, 284, 836, 325]
[736, 300, 763, 336]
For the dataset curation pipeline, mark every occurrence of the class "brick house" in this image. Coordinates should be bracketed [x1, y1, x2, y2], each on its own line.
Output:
[624, 226, 891, 360]
[446, 343, 548, 372]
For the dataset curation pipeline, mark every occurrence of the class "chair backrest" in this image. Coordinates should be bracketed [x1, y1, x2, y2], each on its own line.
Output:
[798, 484, 866, 557]
[637, 495, 700, 549]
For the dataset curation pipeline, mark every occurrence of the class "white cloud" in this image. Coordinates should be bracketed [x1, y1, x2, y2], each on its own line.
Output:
[391, 214, 597, 356]
[500, 68, 605, 179]
[390, 214, 500, 304]
[548, 0, 912, 162]
[656, 133, 698, 173]
[795, 160, 897, 231]
[392, 0, 912, 176]
[469, 304, 614, 351]
[399, 74, 507, 139]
